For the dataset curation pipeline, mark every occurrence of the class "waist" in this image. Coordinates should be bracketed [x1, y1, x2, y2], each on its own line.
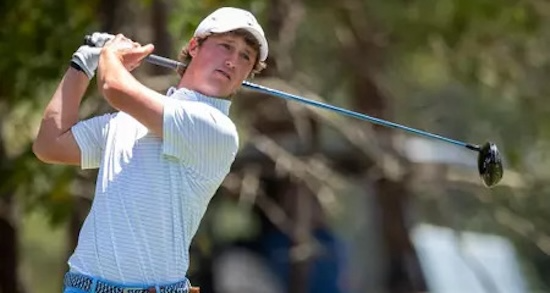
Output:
[63, 272, 190, 293]
[68, 247, 190, 284]
[69, 202, 192, 281]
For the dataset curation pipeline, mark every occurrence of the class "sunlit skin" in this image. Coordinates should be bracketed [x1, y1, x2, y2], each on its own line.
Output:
[177, 33, 258, 99]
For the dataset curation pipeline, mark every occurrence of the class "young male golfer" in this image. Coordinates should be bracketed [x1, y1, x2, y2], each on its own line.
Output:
[33, 6, 269, 293]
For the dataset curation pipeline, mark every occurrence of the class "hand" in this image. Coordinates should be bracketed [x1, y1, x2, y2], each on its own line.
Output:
[71, 32, 114, 79]
[101, 34, 155, 72]
[88, 32, 115, 47]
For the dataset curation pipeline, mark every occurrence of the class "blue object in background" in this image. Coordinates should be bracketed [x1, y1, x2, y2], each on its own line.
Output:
[260, 227, 346, 293]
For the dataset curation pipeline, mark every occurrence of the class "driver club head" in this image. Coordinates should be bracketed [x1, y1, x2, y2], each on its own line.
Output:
[477, 142, 503, 188]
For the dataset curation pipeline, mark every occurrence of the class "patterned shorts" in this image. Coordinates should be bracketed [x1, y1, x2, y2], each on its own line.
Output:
[63, 272, 191, 293]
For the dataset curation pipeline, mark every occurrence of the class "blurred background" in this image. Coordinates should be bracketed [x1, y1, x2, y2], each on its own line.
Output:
[1, 0, 549, 292]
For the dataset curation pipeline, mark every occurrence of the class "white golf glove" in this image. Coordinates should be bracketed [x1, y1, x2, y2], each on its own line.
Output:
[71, 32, 114, 79]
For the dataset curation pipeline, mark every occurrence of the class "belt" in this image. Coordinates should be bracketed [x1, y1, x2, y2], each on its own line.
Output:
[63, 272, 189, 293]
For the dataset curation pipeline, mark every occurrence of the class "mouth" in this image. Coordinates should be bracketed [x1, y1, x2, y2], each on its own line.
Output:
[215, 69, 231, 80]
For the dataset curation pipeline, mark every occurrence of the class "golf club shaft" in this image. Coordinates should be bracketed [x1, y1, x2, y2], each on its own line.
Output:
[143, 55, 481, 152]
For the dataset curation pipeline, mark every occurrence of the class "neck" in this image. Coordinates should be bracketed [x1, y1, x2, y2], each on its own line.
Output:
[176, 74, 232, 101]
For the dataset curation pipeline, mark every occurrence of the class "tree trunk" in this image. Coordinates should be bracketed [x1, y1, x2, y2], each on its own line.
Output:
[287, 183, 312, 293]
[263, 0, 315, 292]
[374, 179, 427, 293]
[0, 131, 24, 293]
[347, 40, 427, 293]
[150, 0, 173, 76]
[0, 196, 19, 293]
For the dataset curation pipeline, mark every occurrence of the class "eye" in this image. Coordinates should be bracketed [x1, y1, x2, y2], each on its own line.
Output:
[240, 52, 251, 62]
[219, 43, 231, 50]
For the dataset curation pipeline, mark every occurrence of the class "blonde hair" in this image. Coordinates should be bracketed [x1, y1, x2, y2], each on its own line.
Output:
[176, 29, 267, 78]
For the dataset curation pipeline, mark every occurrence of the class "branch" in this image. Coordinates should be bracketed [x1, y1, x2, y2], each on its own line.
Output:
[241, 77, 408, 182]
[222, 166, 325, 263]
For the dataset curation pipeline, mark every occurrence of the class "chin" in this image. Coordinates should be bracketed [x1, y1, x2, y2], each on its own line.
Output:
[200, 86, 232, 98]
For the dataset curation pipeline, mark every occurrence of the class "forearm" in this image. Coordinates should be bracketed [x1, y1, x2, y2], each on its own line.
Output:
[33, 67, 88, 161]
[37, 68, 88, 136]
[98, 49, 142, 108]
[98, 49, 164, 136]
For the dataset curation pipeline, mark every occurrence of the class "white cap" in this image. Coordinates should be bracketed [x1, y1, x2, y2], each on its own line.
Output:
[193, 7, 269, 62]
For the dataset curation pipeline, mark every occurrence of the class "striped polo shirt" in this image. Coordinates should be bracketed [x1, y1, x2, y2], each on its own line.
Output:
[68, 87, 239, 284]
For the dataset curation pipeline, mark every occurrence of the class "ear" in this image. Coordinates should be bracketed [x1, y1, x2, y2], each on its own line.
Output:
[187, 37, 201, 58]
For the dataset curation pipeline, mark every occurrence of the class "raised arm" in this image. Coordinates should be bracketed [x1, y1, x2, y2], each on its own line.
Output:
[33, 33, 114, 165]
[32, 67, 88, 165]
[96, 34, 165, 136]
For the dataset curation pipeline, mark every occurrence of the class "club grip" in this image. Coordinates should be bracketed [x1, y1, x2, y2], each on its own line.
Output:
[83, 35, 95, 46]
[83, 35, 185, 70]
[144, 55, 182, 70]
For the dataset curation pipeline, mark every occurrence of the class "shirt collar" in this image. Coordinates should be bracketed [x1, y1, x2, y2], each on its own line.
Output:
[166, 87, 231, 116]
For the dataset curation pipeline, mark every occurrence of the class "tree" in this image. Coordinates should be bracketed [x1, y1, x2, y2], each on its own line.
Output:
[4, 0, 550, 292]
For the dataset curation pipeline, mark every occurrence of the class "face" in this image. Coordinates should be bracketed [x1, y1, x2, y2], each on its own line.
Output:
[183, 33, 258, 98]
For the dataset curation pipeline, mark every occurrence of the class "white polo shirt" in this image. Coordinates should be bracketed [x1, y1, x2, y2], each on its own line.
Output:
[68, 87, 239, 285]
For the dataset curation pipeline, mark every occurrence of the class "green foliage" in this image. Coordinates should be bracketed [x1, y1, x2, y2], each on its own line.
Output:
[168, 0, 266, 48]
[0, 0, 100, 225]
[288, 2, 550, 289]
[301, 0, 548, 173]
[0, 0, 100, 104]
[2, 0, 550, 290]
[20, 210, 68, 293]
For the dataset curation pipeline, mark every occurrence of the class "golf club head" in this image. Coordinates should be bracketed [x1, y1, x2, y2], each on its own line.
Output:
[477, 142, 503, 188]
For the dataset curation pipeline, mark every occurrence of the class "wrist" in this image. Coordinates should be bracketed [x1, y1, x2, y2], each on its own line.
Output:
[69, 61, 86, 75]
[68, 64, 91, 81]
[100, 47, 121, 64]
[71, 45, 100, 80]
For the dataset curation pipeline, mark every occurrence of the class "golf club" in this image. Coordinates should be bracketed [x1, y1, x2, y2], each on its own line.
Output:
[84, 35, 504, 188]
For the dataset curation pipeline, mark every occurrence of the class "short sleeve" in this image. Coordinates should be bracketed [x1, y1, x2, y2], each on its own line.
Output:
[162, 98, 239, 176]
[71, 113, 116, 169]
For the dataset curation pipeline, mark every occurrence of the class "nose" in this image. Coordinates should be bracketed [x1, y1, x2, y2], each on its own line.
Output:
[225, 59, 235, 69]
[224, 52, 239, 69]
